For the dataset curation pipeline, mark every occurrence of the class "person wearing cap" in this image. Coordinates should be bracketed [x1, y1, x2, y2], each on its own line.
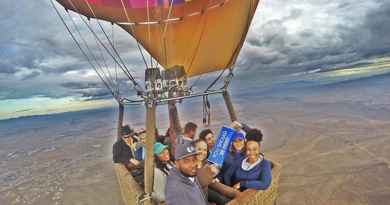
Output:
[112, 125, 140, 168]
[152, 142, 174, 204]
[165, 143, 208, 205]
[217, 132, 246, 184]
[223, 138, 272, 191]
[113, 125, 145, 188]
[231, 121, 263, 143]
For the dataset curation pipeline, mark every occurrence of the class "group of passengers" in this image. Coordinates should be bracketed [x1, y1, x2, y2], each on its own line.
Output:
[113, 121, 272, 205]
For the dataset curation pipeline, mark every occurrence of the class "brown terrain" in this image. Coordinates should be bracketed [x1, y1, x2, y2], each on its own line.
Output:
[1, 75, 390, 205]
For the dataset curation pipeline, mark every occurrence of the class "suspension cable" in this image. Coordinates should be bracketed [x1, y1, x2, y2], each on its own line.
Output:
[204, 69, 226, 92]
[189, 75, 203, 91]
[91, 22, 117, 92]
[66, 11, 118, 94]
[50, 0, 118, 102]
[119, 0, 149, 69]
[185, 0, 210, 76]
[112, 24, 120, 96]
[76, 15, 140, 91]
[77, 0, 142, 91]
[160, 0, 175, 67]
[146, 0, 153, 67]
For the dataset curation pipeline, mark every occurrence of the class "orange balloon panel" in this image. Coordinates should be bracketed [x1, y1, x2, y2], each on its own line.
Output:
[56, 0, 260, 77]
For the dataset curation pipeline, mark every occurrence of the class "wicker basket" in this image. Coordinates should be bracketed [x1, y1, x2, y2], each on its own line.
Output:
[227, 161, 282, 205]
[114, 164, 143, 205]
[114, 161, 281, 205]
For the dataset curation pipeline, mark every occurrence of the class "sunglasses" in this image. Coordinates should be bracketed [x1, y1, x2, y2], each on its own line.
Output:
[123, 134, 133, 139]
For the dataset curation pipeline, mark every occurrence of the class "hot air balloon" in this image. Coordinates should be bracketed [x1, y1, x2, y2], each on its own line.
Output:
[55, 0, 258, 77]
[50, 0, 281, 205]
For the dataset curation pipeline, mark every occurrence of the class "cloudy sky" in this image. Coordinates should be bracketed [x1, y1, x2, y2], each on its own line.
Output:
[0, 0, 389, 120]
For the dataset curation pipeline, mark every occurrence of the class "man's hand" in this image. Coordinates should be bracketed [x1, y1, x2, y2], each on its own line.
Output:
[209, 164, 220, 177]
[130, 158, 141, 166]
[135, 128, 145, 134]
[233, 182, 241, 190]
[230, 121, 242, 130]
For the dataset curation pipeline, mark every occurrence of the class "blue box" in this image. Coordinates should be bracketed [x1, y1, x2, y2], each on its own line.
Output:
[207, 126, 236, 167]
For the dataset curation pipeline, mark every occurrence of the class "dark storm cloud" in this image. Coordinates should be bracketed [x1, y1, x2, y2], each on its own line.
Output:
[358, 1, 390, 57]
[60, 81, 112, 99]
[1, 0, 390, 101]
[238, 0, 390, 76]
[21, 71, 41, 80]
[0, 60, 16, 74]
[0, 0, 142, 100]
[60, 82, 101, 90]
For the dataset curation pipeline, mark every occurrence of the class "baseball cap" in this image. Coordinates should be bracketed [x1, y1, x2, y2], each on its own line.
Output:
[232, 132, 245, 141]
[121, 125, 134, 137]
[175, 142, 199, 160]
[153, 142, 168, 155]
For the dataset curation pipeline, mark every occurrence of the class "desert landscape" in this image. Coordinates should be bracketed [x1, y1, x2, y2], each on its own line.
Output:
[1, 72, 390, 205]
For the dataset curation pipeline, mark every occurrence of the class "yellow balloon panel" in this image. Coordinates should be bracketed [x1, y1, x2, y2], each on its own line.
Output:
[121, 0, 259, 77]
[56, 0, 260, 77]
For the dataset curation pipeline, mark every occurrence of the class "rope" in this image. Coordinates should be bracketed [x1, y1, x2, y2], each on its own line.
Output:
[68, 0, 137, 88]
[146, 0, 153, 67]
[112, 23, 120, 96]
[189, 74, 203, 91]
[65, 11, 117, 94]
[95, 20, 139, 86]
[79, 0, 143, 92]
[92, 22, 117, 89]
[185, 1, 210, 76]
[160, 0, 175, 66]
[221, 67, 234, 89]
[204, 69, 226, 92]
[119, 0, 149, 69]
[202, 95, 211, 126]
[50, 0, 118, 102]
[137, 192, 152, 205]
[89, 21, 118, 93]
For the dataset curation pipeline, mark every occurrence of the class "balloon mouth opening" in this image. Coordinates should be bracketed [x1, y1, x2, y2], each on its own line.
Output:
[144, 66, 189, 99]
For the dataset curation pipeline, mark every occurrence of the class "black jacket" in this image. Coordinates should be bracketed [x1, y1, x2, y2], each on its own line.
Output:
[112, 139, 134, 165]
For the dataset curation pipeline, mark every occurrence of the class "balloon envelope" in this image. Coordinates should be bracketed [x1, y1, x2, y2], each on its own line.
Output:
[56, 0, 260, 77]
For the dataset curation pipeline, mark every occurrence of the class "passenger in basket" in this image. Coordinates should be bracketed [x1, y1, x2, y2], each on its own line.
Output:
[223, 139, 272, 191]
[112, 125, 140, 168]
[177, 122, 198, 145]
[113, 125, 145, 188]
[231, 121, 263, 143]
[165, 143, 208, 205]
[194, 139, 232, 205]
[218, 132, 246, 183]
[194, 139, 208, 169]
[198, 129, 215, 155]
[134, 131, 146, 161]
[152, 142, 175, 204]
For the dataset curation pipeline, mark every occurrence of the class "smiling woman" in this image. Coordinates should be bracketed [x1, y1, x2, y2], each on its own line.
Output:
[0, 96, 114, 120]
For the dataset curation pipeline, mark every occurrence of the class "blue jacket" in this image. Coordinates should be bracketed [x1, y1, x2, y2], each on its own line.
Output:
[135, 146, 145, 161]
[165, 167, 208, 205]
[223, 156, 272, 191]
[218, 151, 245, 183]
